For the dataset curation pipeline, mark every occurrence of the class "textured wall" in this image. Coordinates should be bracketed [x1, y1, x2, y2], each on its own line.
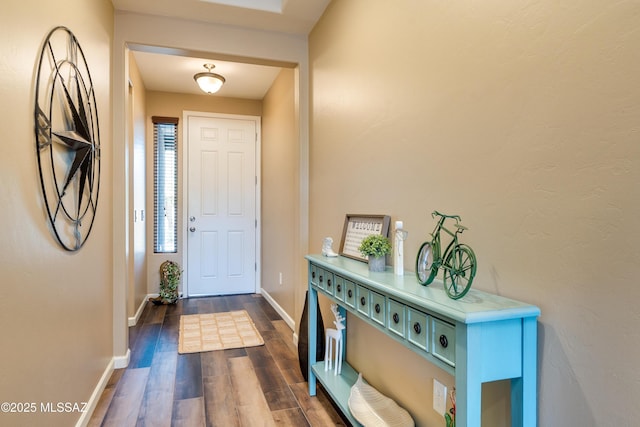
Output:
[127, 51, 148, 319]
[262, 68, 299, 319]
[309, 0, 640, 425]
[0, 0, 114, 426]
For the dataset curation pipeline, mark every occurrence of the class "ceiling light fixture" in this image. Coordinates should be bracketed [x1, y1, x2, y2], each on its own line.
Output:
[194, 63, 226, 94]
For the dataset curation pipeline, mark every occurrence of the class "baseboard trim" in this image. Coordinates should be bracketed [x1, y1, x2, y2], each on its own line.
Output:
[129, 294, 155, 327]
[113, 348, 130, 369]
[259, 289, 296, 335]
[75, 358, 114, 427]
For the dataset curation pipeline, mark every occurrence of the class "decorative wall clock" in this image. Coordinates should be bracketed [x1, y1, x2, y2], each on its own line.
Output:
[34, 26, 101, 251]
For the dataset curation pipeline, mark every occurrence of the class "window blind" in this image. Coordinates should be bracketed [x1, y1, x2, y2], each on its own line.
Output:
[152, 116, 179, 253]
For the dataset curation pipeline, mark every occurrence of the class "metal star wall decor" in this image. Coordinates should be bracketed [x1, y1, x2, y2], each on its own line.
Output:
[34, 26, 101, 251]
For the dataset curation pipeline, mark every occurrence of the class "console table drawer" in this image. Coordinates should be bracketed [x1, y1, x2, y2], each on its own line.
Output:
[310, 264, 320, 287]
[370, 291, 386, 326]
[316, 268, 334, 293]
[325, 271, 335, 294]
[344, 280, 356, 308]
[407, 307, 429, 352]
[357, 285, 370, 317]
[387, 299, 406, 338]
[432, 317, 456, 367]
[334, 275, 346, 301]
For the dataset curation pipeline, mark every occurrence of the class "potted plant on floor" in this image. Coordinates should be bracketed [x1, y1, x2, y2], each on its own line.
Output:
[150, 260, 181, 305]
[359, 234, 391, 272]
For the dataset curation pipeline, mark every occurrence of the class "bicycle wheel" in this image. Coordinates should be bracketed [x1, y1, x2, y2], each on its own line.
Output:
[415, 241, 439, 285]
[443, 244, 476, 299]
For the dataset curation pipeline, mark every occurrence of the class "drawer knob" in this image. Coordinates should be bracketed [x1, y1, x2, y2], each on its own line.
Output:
[311, 271, 316, 279]
[327, 279, 332, 287]
[439, 334, 449, 348]
[413, 322, 421, 334]
[348, 289, 353, 298]
[393, 313, 400, 324]
[375, 303, 381, 314]
[360, 297, 366, 306]
[337, 284, 342, 292]
[319, 275, 323, 283]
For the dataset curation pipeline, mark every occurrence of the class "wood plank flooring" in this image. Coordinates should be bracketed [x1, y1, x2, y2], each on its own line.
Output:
[89, 294, 349, 427]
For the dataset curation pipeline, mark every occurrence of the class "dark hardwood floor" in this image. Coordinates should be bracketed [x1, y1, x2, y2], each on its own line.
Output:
[89, 294, 348, 427]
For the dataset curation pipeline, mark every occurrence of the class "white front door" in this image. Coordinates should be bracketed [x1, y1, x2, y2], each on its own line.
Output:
[186, 114, 258, 296]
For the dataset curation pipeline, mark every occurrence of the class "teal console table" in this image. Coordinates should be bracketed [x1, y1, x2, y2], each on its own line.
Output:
[305, 254, 540, 427]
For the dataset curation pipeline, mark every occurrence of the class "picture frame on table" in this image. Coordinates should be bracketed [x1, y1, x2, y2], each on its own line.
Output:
[339, 214, 391, 262]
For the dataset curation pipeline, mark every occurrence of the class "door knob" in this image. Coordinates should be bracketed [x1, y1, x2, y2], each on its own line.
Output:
[189, 227, 196, 232]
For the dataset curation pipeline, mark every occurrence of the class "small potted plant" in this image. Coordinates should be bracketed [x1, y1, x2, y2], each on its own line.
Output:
[358, 234, 391, 272]
[150, 260, 181, 305]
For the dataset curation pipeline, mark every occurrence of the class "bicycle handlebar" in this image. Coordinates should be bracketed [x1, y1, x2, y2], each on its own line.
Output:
[432, 210, 462, 222]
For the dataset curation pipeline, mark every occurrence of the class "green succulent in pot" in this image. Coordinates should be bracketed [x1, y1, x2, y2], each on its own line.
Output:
[359, 234, 391, 272]
[358, 234, 392, 257]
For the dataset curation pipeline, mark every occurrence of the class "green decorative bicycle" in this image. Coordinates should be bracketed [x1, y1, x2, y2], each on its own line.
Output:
[415, 211, 477, 299]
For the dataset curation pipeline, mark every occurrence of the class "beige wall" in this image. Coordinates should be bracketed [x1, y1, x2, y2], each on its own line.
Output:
[143, 90, 262, 295]
[0, 0, 114, 426]
[262, 68, 299, 319]
[128, 52, 148, 318]
[309, 1, 640, 426]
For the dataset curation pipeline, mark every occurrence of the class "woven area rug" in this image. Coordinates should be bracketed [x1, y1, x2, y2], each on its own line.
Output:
[178, 310, 264, 354]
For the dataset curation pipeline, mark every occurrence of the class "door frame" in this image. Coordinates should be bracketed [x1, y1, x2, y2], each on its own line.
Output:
[181, 111, 262, 297]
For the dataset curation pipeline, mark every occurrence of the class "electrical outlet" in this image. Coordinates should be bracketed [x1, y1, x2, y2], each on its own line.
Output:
[433, 378, 447, 416]
[279, 272, 283, 285]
